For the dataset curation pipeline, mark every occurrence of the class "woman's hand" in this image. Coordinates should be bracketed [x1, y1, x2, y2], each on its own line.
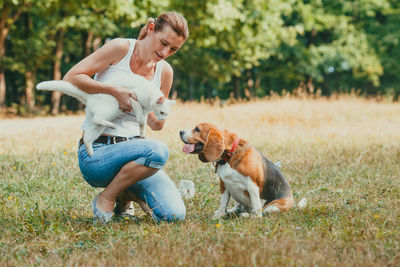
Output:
[147, 112, 165, 130]
[112, 87, 137, 113]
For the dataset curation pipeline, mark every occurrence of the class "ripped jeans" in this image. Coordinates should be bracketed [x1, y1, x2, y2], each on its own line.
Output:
[77, 138, 186, 222]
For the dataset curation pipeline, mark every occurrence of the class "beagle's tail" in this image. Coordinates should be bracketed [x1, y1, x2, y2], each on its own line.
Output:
[296, 198, 308, 209]
[262, 197, 308, 214]
[36, 80, 88, 104]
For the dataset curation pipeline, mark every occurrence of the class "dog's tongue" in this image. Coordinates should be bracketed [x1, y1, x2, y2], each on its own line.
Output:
[182, 144, 195, 154]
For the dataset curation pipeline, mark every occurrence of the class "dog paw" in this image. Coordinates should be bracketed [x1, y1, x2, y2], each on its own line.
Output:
[239, 212, 250, 218]
[227, 205, 244, 215]
[212, 210, 226, 220]
[254, 212, 263, 218]
[297, 198, 308, 209]
[263, 205, 280, 214]
[86, 146, 94, 157]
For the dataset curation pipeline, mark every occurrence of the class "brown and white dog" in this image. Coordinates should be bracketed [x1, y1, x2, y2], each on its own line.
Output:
[180, 123, 294, 219]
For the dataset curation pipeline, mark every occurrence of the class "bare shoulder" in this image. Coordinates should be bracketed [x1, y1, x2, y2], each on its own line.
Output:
[101, 38, 130, 64]
[63, 38, 131, 79]
[162, 60, 173, 77]
[106, 38, 130, 50]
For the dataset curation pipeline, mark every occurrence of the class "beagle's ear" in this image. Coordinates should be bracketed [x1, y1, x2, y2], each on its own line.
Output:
[156, 96, 165, 104]
[203, 128, 225, 162]
[198, 152, 209, 163]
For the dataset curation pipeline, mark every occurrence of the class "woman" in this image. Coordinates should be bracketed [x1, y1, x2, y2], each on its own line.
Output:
[63, 11, 189, 224]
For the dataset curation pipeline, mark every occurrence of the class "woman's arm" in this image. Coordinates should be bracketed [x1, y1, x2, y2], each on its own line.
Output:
[147, 61, 174, 131]
[63, 38, 136, 112]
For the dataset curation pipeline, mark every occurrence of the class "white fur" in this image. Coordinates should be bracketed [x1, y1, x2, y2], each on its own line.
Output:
[181, 129, 264, 218]
[213, 163, 263, 219]
[297, 198, 308, 209]
[180, 129, 191, 142]
[263, 205, 280, 213]
[37, 75, 175, 156]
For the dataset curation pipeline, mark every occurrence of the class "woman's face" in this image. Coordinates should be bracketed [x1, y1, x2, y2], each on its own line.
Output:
[147, 24, 186, 61]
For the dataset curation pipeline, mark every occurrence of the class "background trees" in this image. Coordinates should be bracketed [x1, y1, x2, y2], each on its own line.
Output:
[1, 0, 399, 115]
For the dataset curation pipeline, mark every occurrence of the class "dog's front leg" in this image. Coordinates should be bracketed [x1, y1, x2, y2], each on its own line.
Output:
[213, 185, 230, 220]
[227, 202, 246, 215]
[131, 100, 145, 135]
[141, 113, 148, 137]
[246, 180, 263, 217]
[83, 124, 105, 157]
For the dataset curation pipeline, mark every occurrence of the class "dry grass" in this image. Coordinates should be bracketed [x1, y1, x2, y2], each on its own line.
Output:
[1, 96, 399, 266]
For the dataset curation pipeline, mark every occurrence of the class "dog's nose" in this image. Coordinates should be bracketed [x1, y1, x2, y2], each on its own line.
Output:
[179, 130, 184, 136]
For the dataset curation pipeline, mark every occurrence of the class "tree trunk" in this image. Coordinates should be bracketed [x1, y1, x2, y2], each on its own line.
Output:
[93, 36, 102, 51]
[246, 70, 254, 98]
[0, 9, 10, 110]
[0, 71, 5, 110]
[25, 70, 35, 110]
[85, 30, 94, 57]
[51, 30, 65, 115]
[0, 3, 26, 110]
[188, 75, 194, 100]
[233, 76, 241, 99]
[255, 71, 261, 95]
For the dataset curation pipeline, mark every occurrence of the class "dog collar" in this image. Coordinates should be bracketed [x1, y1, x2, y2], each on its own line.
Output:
[214, 137, 239, 172]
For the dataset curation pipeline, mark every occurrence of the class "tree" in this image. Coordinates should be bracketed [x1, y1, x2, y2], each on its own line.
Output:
[256, 0, 384, 94]
[1, 0, 400, 115]
[0, 0, 31, 110]
[4, 8, 56, 111]
[170, 0, 301, 99]
[41, 0, 141, 114]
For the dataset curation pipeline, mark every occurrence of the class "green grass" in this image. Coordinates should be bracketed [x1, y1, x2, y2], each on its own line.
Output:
[1, 97, 399, 266]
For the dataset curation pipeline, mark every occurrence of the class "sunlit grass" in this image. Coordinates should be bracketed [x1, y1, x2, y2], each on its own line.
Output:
[1, 96, 399, 266]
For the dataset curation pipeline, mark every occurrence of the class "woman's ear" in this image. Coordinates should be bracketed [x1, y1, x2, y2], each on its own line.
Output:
[203, 128, 225, 162]
[148, 22, 155, 33]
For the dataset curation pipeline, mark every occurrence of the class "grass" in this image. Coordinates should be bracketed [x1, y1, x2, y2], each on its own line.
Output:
[0, 96, 399, 266]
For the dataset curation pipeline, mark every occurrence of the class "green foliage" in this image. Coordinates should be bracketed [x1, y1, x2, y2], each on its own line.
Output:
[1, 0, 400, 111]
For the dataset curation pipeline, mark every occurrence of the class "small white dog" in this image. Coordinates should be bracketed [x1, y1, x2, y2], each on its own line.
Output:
[37, 75, 175, 156]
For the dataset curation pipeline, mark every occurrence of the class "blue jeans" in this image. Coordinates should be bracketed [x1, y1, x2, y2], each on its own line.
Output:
[77, 138, 186, 222]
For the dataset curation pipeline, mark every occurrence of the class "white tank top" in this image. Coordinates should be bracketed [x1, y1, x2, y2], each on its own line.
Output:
[81, 38, 164, 137]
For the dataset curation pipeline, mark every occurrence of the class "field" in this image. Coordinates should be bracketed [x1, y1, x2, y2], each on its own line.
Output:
[1, 97, 399, 266]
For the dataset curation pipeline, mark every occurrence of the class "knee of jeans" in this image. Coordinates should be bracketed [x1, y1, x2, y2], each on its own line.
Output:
[149, 141, 170, 165]
[157, 206, 186, 222]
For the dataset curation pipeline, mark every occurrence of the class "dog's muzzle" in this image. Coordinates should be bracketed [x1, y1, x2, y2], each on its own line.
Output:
[180, 130, 204, 154]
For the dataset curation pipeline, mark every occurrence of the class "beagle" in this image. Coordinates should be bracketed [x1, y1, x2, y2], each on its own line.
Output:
[180, 123, 294, 218]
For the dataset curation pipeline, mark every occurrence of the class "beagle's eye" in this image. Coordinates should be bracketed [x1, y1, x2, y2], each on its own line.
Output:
[194, 127, 200, 133]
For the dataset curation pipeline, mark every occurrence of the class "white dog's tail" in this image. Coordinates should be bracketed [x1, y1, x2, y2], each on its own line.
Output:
[36, 80, 88, 104]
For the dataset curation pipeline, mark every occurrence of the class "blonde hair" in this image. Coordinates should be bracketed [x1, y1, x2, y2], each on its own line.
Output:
[138, 11, 189, 41]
